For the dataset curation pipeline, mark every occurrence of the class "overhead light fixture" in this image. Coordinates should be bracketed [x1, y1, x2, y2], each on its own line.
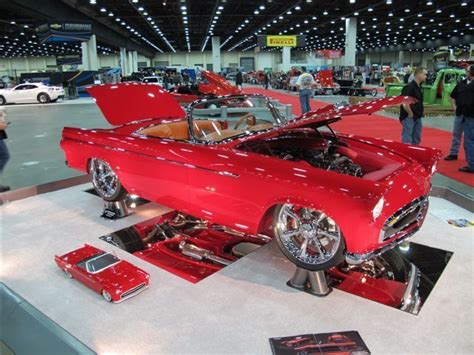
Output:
[89, 0, 96, 4]
[386, 0, 392, 4]
[100, 7, 106, 12]
[350, 0, 356, 3]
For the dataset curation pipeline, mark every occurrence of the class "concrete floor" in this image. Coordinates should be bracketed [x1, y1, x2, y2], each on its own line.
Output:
[1, 185, 473, 354]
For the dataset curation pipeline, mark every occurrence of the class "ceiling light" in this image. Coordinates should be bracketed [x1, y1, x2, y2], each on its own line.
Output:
[368, 7, 373, 11]
[100, 8, 106, 12]
[259, 5, 265, 10]
[89, 0, 97, 4]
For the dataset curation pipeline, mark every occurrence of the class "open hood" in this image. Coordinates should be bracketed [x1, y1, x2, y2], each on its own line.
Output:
[87, 83, 186, 126]
[199, 70, 243, 96]
[287, 95, 417, 129]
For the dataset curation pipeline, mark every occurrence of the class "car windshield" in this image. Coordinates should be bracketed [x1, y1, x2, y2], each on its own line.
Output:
[85, 252, 120, 273]
[189, 95, 285, 143]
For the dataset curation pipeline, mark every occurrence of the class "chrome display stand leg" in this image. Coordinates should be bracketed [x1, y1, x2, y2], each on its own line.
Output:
[101, 199, 131, 220]
[287, 267, 332, 297]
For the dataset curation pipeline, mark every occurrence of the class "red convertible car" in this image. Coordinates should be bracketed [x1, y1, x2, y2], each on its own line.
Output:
[171, 70, 242, 105]
[55, 244, 150, 302]
[61, 83, 440, 271]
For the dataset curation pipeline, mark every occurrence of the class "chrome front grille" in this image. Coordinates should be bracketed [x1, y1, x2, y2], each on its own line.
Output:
[121, 283, 146, 299]
[380, 196, 429, 242]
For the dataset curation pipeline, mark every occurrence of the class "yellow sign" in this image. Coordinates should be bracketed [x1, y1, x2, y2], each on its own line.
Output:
[266, 35, 297, 47]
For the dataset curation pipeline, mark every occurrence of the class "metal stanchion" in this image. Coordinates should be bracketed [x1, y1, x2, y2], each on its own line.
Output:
[287, 267, 332, 297]
[101, 199, 131, 220]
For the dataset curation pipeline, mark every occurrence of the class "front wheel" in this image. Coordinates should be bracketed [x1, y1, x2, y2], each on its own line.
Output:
[89, 158, 128, 201]
[102, 290, 113, 302]
[0, 96, 5, 105]
[273, 204, 345, 271]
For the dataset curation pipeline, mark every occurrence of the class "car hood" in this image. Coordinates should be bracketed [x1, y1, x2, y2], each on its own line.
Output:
[289, 95, 416, 128]
[96, 260, 148, 290]
[87, 83, 186, 126]
[199, 70, 242, 96]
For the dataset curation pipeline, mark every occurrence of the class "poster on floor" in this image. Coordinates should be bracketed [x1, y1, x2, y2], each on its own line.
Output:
[269, 330, 370, 354]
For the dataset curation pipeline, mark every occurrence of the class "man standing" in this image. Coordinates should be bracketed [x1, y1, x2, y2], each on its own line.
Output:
[296, 66, 316, 114]
[235, 69, 243, 90]
[263, 71, 270, 90]
[446, 65, 474, 173]
[399, 67, 427, 145]
[0, 107, 10, 192]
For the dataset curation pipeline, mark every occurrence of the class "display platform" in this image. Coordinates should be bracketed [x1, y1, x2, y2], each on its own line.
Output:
[1, 184, 473, 354]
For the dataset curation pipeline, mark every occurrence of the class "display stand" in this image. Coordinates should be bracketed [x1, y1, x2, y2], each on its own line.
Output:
[101, 200, 131, 220]
[287, 267, 332, 297]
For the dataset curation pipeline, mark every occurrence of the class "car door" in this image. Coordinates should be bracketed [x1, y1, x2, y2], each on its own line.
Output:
[22, 84, 39, 102]
[73, 264, 101, 292]
[9, 84, 29, 103]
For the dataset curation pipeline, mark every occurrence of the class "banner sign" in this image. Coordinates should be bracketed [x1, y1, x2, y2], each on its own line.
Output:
[56, 54, 82, 66]
[433, 50, 449, 70]
[257, 35, 306, 47]
[36, 21, 93, 43]
[315, 50, 342, 59]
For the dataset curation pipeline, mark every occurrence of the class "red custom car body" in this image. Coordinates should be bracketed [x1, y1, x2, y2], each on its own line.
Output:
[55, 244, 149, 302]
[171, 70, 242, 105]
[61, 83, 440, 271]
[314, 69, 341, 95]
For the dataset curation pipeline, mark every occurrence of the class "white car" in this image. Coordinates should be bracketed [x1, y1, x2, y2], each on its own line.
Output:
[0, 83, 65, 105]
[142, 76, 163, 85]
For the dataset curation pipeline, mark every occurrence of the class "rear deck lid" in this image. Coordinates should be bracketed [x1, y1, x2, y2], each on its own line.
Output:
[199, 70, 243, 96]
[87, 83, 186, 126]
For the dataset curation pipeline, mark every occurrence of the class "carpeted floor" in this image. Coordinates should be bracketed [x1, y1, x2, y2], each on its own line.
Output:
[244, 87, 473, 187]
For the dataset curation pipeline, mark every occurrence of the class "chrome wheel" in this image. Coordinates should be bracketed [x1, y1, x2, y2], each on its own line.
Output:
[38, 93, 49, 103]
[90, 158, 119, 199]
[274, 204, 343, 269]
[102, 290, 112, 302]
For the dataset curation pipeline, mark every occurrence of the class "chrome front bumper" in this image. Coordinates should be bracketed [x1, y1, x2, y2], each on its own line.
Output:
[400, 263, 422, 315]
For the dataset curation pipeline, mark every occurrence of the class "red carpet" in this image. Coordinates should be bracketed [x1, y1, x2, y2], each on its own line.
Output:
[244, 87, 473, 187]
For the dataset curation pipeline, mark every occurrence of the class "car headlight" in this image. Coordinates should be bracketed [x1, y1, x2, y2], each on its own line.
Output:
[372, 197, 385, 220]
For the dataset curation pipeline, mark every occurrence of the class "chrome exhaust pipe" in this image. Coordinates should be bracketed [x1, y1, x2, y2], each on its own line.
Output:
[179, 241, 232, 266]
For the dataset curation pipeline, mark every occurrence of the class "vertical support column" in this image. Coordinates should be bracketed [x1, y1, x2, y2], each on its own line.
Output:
[211, 36, 221, 73]
[398, 51, 404, 66]
[88, 34, 98, 70]
[119, 48, 127, 76]
[127, 51, 134, 75]
[132, 51, 138, 72]
[282, 46, 291, 72]
[81, 41, 90, 70]
[25, 57, 30, 72]
[470, 44, 474, 60]
[364, 52, 371, 65]
[343, 17, 357, 67]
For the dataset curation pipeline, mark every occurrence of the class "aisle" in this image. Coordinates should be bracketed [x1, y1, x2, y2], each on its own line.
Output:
[244, 87, 473, 187]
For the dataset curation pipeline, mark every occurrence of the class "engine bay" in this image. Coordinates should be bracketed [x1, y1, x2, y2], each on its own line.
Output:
[238, 129, 404, 180]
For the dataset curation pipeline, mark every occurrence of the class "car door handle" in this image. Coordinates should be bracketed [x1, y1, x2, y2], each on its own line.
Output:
[218, 171, 239, 178]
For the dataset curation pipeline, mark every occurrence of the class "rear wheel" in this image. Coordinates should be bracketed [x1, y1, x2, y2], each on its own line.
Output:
[371, 89, 378, 97]
[37, 93, 50, 103]
[273, 204, 345, 271]
[89, 158, 128, 201]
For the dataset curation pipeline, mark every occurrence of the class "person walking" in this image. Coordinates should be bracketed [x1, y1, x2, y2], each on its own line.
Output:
[446, 65, 474, 173]
[296, 67, 316, 114]
[0, 107, 10, 192]
[399, 67, 427, 145]
[263, 72, 270, 90]
[235, 69, 243, 90]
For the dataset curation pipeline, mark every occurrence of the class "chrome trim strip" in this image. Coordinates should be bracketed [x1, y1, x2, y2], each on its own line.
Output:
[114, 284, 149, 303]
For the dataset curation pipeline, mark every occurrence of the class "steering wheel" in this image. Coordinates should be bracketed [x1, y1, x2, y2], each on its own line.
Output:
[234, 113, 257, 129]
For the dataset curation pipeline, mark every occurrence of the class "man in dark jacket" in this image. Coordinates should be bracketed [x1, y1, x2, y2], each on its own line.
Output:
[0, 107, 10, 192]
[400, 67, 427, 145]
[235, 69, 243, 89]
[446, 65, 474, 173]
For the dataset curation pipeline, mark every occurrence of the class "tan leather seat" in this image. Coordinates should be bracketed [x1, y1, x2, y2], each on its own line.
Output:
[139, 120, 221, 140]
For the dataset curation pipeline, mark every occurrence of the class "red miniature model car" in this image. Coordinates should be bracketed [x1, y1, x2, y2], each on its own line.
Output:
[61, 84, 440, 271]
[55, 244, 150, 303]
[171, 70, 242, 105]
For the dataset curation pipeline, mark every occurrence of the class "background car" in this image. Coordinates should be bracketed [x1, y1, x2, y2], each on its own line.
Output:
[142, 76, 163, 85]
[54, 244, 150, 303]
[0, 82, 64, 105]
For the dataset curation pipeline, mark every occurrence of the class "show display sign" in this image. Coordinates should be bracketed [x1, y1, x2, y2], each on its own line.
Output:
[36, 21, 93, 43]
[258, 35, 306, 47]
[315, 49, 343, 59]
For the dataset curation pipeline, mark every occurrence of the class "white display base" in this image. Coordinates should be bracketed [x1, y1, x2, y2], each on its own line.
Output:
[1, 184, 473, 354]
